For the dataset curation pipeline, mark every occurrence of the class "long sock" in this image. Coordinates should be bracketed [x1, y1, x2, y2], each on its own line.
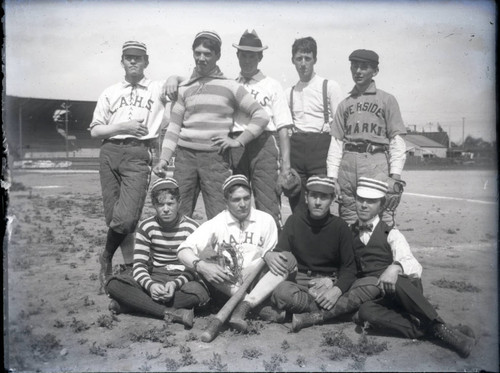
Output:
[244, 271, 287, 308]
[106, 278, 166, 319]
[119, 233, 135, 265]
[104, 229, 127, 260]
[323, 284, 380, 320]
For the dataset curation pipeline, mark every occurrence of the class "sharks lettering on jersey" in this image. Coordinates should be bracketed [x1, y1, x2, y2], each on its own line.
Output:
[345, 121, 387, 137]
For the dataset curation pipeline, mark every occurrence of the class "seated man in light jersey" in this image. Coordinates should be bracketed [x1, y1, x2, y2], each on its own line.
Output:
[176, 175, 297, 332]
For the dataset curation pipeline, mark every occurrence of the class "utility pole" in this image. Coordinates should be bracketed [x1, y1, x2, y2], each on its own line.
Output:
[462, 117, 465, 149]
[65, 101, 69, 158]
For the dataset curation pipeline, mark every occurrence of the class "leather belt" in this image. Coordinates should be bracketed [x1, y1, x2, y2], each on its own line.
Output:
[103, 138, 153, 147]
[344, 142, 387, 154]
[300, 269, 337, 278]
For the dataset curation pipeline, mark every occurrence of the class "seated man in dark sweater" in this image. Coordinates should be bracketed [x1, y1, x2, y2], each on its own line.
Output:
[267, 175, 380, 332]
[353, 177, 476, 358]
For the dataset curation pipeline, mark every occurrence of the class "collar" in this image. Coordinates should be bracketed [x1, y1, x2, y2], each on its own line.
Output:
[349, 80, 377, 97]
[122, 77, 150, 89]
[236, 70, 265, 84]
[358, 215, 380, 232]
[225, 207, 257, 226]
[155, 213, 181, 230]
[296, 72, 318, 87]
[182, 65, 226, 86]
[303, 208, 332, 227]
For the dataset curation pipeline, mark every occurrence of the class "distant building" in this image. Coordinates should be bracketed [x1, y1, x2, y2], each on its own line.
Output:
[404, 134, 448, 158]
[418, 131, 450, 147]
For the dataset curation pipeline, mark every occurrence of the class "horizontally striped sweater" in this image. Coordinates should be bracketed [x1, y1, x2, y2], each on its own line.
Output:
[133, 214, 199, 293]
[160, 67, 269, 160]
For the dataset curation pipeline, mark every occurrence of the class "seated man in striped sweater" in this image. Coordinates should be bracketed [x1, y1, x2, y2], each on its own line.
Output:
[105, 178, 210, 328]
[153, 30, 269, 220]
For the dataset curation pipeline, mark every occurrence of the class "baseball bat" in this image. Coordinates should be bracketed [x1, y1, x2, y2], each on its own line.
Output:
[201, 259, 266, 343]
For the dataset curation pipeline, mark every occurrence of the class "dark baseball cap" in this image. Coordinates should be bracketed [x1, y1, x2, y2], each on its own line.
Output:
[349, 49, 379, 65]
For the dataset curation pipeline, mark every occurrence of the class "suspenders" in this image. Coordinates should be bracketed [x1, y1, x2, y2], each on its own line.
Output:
[289, 79, 329, 124]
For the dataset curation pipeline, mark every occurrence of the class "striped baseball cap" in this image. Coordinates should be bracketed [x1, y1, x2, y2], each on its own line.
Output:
[306, 175, 336, 194]
[194, 30, 222, 47]
[356, 177, 388, 199]
[122, 41, 147, 56]
[151, 177, 179, 193]
[222, 174, 250, 194]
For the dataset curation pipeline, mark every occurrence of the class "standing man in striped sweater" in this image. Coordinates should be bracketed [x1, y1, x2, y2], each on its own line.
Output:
[105, 178, 210, 328]
[153, 31, 269, 220]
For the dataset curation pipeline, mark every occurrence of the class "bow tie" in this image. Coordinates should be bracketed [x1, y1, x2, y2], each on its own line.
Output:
[359, 224, 373, 232]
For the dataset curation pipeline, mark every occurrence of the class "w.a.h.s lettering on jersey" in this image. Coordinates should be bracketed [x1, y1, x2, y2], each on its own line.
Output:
[224, 231, 266, 248]
[109, 95, 155, 115]
[248, 87, 271, 108]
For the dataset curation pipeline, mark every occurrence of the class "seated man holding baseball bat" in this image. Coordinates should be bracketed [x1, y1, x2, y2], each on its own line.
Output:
[268, 175, 381, 332]
[176, 175, 297, 337]
[105, 178, 210, 328]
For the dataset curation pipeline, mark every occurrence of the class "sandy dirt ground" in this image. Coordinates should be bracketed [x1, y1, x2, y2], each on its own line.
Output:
[4, 169, 498, 372]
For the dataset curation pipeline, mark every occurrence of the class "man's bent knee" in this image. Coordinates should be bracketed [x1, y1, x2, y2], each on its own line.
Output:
[180, 281, 210, 306]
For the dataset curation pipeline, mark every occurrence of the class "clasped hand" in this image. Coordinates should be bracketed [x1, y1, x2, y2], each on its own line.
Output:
[308, 279, 342, 311]
[150, 282, 176, 302]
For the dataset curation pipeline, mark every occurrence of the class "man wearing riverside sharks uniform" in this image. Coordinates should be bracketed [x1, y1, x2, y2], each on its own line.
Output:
[327, 49, 407, 226]
[90, 41, 167, 291]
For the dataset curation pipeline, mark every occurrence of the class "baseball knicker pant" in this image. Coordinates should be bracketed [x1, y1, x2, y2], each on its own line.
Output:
[173, 146, 232, 220]
[338, 151, 399, 226]
[230, 131, 282, 228]
[99, 141, 152, 234]
[289, 132, 331, 212]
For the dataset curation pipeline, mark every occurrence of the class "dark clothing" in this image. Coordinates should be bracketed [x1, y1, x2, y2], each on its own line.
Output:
[230, 131, 282, 228]
[353, 221, 443, 339]
[352, 220, 394, 278]
[288, 132, 331, 212]
[106, 269, 210, 319]
[358, 275, 442, 339]
[276, 208, 356, 293]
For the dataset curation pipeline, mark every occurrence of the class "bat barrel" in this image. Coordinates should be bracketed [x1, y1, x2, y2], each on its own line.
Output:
[201, 317, 223, 343]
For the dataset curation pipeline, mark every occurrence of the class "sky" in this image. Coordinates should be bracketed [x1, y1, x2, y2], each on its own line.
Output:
[4, 0, 497, 144]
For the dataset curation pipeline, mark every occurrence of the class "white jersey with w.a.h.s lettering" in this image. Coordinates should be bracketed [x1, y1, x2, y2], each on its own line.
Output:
[331, 81, 406, 145]
[177, 208, 277, 270]
[233, 71, 292, 133]
[90, 77, 166, 140]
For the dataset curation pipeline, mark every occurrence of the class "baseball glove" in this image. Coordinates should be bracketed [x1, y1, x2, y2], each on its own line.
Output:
[384, 178, 407, 212]
[276, 168, 301, 198]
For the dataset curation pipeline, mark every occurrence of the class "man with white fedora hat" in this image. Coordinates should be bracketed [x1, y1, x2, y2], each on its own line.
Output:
[353, 177, 476, 358]
[225, 29, 294, 230]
